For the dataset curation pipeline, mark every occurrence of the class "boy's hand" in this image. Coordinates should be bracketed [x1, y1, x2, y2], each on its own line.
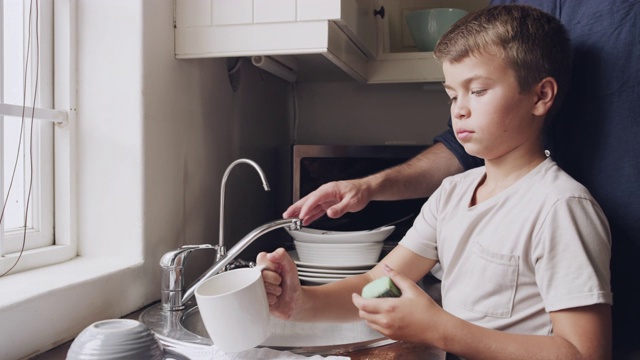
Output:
[256, 248, 303, 320]
[352, 264, 444, 344]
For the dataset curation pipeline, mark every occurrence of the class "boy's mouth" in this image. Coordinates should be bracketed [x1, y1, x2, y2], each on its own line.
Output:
[456, 128, 474, 141]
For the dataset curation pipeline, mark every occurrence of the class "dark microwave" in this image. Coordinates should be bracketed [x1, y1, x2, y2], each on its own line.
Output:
[292, 144, 430, 244]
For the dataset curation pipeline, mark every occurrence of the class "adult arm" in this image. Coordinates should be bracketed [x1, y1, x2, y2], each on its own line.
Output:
[283, 142, 465, 225]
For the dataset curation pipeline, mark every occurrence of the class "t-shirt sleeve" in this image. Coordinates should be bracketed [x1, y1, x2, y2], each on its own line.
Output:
[433, 118, 484, 171]
[399, 183, 443, 260]
[533, 196, 613, 312]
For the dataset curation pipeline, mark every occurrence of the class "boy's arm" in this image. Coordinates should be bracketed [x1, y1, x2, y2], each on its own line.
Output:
[357, 267, 611, 360]
[439, 304, 611, 360]
[259, 246, 438, 323]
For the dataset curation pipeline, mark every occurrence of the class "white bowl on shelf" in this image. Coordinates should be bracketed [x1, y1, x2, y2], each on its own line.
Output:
[287, 225, 395, 244]
[294, 240, 383, 267]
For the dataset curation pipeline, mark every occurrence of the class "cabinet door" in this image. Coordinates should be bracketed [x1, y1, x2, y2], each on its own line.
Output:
[336, 0, 378, 58]
[254, 0, 297, 23]
[297, 0, 342, 21]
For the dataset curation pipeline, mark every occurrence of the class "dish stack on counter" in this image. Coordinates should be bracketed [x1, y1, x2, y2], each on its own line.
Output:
[286, 226, 395, 285]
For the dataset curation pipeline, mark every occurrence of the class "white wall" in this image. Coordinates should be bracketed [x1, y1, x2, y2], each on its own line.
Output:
[73, 0, 294, 297]
[1, 1, 293, 359]
[294, 82, 450, 145]
[138, 1, 295, 280]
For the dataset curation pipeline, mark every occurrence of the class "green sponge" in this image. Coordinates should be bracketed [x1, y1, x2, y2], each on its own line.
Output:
[361, 276, 402, 298]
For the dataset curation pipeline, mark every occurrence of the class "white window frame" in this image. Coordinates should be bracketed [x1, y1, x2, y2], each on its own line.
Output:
[1, 0, 54, 255]
[0, 2, 154, 359]
[0, 0, 75, 275]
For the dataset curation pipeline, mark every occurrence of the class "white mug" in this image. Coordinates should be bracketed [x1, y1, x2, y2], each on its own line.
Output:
[194, 265, 270, 353]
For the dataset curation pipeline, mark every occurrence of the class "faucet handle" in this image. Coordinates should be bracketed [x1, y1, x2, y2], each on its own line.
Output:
[160, 244, 216, 268]
[160, 244, 219, 311]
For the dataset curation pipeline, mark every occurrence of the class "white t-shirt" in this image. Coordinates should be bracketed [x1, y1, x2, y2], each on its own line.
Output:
[400, 158, 612, 335]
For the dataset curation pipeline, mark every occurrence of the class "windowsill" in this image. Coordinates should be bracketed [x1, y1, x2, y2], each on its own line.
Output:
[0, 255, 142, 306]
[0, 255, 155, 360]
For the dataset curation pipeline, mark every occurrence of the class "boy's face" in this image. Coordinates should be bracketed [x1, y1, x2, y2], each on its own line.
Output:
[442, 54, 544, 161]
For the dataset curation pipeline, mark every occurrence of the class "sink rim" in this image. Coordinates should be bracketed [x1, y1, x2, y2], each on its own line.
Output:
[139, 301, 396, 356]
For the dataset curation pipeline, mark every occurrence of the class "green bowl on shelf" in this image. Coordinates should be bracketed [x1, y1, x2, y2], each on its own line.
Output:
[406, 8, 469, 52]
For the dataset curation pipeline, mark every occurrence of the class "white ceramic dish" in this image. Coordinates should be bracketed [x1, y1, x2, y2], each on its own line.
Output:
[67, 319, 168, 360]
[294, 241, 383, 250]
[286, 225, 395, 244]
[296, 266, 369, 275]
[260, 318, 385, 348]
[297, 271, 351, 279]
[289, 250, 377, 270]
[298, 275, 340, 285]
[294, 241, 383, 266]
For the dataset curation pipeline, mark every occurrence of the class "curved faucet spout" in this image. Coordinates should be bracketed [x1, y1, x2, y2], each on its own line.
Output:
[219, 159, 271, 260]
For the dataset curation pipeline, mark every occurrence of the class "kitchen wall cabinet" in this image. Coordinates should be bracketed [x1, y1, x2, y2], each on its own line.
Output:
[175, 0, 377, 81]
[174, 0, 489, 83]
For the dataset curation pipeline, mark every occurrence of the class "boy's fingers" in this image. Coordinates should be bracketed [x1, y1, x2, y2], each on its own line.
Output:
[382, 263, 413, 293]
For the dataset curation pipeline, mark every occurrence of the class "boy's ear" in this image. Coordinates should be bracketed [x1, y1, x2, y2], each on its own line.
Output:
[532, 77, 557, 116]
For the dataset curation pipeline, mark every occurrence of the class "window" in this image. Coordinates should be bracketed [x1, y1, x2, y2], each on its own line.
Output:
[0, 0, 72, 275]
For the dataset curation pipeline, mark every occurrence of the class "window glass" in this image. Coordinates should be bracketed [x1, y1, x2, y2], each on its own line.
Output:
[1, 0, 57, 270]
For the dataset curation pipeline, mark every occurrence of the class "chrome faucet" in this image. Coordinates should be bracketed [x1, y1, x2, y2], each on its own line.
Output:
[218, 159, 271, 262]
[159, 158, 298, 311]
[160, 218, 301, 311]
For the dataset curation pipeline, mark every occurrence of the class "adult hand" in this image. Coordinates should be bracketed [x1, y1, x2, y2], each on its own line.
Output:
[256, 248, 303, 320]
[282, 179, 372, 226]
[351, 264, 445, 345]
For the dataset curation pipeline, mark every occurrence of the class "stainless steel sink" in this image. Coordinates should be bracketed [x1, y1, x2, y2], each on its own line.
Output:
[139, 300, 394, 356]
[146, 159, 397, 357]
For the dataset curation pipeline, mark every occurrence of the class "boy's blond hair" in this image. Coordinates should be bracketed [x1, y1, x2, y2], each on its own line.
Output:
[434, 5, 572, 119]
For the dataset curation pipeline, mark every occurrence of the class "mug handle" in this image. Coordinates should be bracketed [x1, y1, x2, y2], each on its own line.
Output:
[253, 264, 267, 272]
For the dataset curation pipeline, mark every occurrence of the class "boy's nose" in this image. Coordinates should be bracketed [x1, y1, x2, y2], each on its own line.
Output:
[453, 102, 470, 119]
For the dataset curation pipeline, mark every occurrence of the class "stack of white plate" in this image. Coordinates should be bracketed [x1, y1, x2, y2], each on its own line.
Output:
[286, 226, 395, 285]
[289, 250, 374, 285]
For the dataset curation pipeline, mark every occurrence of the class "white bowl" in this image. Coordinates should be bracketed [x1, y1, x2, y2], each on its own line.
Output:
[287, 225, 395, 244]
[67, 319, 166, 360]
[294, 241, 383, 266]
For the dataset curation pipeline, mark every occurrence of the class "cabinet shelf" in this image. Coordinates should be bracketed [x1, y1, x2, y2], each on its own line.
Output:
[367, 51, 443, 84]
[295, 51, 444, 84]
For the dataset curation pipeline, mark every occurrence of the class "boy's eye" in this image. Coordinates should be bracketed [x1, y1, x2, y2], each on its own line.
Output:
[447, 96, 457, 105]
[471, 89, 487, 96]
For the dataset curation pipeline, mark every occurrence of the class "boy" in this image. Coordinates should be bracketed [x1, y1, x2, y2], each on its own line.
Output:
[258, 5, 612, 359]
